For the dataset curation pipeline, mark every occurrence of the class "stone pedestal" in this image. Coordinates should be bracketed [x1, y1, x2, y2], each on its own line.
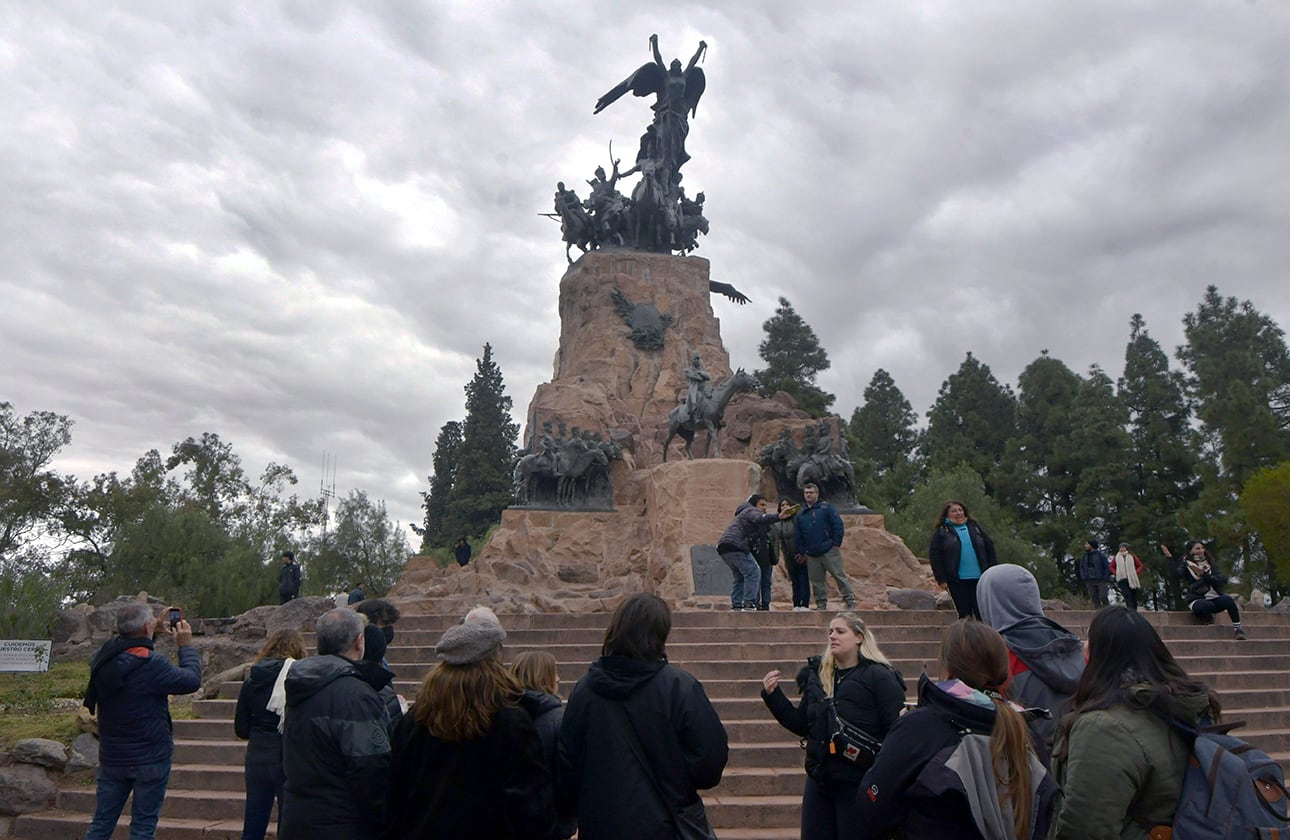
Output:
[390, 459, 932, 614]
[391, 251, 936, 613]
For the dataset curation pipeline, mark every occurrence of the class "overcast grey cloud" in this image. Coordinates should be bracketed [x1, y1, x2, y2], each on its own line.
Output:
[3, 1, 1289, 529]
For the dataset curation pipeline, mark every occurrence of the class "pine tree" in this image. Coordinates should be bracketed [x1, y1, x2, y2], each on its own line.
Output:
[848, 369, 921, 511]
[1179, 286, 1290, 486]
[1116, 314, 1198, 608]
[1178, 287, 1290, 593]
[415, 421, 463, 550]
[993, 352, 1084, 591]
[1069, 365, 1136, 569]
[755, 297, 835, 416]
[923, 352, 1017, 495]
[442, 344, 520, 541]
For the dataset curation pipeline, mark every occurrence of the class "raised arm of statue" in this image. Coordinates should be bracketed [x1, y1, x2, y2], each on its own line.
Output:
[650, 33, 664, 69]
[687, 40, 707, 72]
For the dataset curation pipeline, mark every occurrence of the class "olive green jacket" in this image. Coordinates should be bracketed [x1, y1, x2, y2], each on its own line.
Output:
[1050, 685, 1211, 840]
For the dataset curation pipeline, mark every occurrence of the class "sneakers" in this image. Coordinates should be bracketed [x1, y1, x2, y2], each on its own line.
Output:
[792, 606, 809, 612]
[741, 607, 759, 613]
[1235, 628, 1247, 640]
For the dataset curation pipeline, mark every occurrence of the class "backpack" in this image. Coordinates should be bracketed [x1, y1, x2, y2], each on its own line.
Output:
[1165, 723, 1289, 840]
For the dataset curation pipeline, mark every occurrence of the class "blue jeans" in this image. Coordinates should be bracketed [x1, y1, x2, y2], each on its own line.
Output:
[720, 550, 760, 608]
[242, 758, 285, 840]
[85, 759, 171, 840]
[756, 562, 773, 608]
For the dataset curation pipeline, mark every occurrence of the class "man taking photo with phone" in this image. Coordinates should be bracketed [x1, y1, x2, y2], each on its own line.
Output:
[83, 603, 201, 839]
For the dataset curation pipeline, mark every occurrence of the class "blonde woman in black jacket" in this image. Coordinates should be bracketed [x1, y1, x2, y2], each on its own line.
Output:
[761, 612, 905, 840]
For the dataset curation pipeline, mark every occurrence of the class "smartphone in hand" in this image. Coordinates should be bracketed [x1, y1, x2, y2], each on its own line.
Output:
[167, 607, 182, 629]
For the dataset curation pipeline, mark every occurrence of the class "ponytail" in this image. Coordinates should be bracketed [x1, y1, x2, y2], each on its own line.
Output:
[988, 691, 1033, 839]
[942, 619, 1036, 840]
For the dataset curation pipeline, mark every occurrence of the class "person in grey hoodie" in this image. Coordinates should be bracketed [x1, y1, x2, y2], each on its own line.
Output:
[977, 564, 1086, 746]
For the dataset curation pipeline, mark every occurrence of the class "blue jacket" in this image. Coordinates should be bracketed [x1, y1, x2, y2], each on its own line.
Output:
[96, 643, 201, 767]
[794, 501, 844, 557]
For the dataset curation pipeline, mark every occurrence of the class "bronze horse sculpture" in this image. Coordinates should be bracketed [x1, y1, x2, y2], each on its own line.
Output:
[663, 368, 759, 461]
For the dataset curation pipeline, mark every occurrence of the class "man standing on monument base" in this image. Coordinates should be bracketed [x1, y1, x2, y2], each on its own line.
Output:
[795, 482, 856, 611]
[718, 495, 793, 611]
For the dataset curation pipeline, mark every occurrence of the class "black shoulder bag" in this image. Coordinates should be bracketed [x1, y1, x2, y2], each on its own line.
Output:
[611, 701, 718, 840]
[826, 665, 885, 765]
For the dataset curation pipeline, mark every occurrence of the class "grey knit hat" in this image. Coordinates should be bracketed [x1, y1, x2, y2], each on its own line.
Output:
[435, 618, 506, 665]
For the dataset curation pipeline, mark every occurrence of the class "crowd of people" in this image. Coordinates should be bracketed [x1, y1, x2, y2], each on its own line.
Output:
[81, 499, 1268, 840]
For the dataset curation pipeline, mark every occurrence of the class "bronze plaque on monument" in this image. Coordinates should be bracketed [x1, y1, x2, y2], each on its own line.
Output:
[690, 544, 733, 596]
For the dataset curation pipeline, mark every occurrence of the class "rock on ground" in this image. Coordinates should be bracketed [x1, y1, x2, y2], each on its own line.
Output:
[0, 764, 57, 816]
[10, 739, 66, 771]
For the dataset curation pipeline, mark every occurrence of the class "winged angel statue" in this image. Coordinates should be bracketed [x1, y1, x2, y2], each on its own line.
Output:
[595, 35, 707, 186]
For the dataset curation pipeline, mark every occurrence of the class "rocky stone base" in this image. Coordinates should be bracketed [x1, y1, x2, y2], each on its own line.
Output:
[391, 459, 935, 615]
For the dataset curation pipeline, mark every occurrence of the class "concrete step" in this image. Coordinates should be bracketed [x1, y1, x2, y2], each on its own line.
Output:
[377, 609, 1290, 632]
[15, 811, 262, 839]
[58, 787, 245, 822]
[382, 636, 1289, 666]
[25, 609, 1290, 839]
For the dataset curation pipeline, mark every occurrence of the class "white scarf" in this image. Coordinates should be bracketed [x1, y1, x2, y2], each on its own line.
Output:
[1114, 550, 1141, 589]
[267, 657, 296, 734]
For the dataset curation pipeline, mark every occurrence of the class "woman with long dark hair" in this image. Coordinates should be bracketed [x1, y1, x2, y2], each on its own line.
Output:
[557, 593, 728, 839]
[770, 498, 811, 611]
[381, 615, 556, 839]
[761, 612, 905, 839]
[858, 619, 1056, 840]
[234, 629, 306, 840]
[1163, 539, 1245, 639]
[1051, 606, 1221, 838]
[928, 500, 997, 619]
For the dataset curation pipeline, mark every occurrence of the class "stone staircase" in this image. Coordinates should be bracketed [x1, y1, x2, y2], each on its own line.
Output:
[19, 609, 1290, 838]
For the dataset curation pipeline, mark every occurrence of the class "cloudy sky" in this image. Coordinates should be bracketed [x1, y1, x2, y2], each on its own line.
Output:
[4, 1, 1289, 530]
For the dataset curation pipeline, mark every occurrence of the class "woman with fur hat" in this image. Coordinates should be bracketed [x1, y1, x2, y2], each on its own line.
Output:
[381, 613, 556, 839]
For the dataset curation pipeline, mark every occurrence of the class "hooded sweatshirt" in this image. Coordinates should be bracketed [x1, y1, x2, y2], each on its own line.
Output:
[556, 655, 728, 840]
[978, 564, 1086, 745]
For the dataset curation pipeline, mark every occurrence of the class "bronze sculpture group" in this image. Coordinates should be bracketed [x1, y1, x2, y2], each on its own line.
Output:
[551, 35, 711, 260]
[513, 423, 623, 509]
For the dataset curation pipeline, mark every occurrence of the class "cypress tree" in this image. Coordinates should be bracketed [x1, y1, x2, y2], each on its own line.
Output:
[442, 344, 520, 541]
[415, 420, 462, 550]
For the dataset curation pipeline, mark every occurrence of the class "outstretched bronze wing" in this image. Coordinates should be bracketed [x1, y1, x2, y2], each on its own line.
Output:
[684, 66, 706, 117]
[709, 280, 749, 305]
[594, 63, 665, 114]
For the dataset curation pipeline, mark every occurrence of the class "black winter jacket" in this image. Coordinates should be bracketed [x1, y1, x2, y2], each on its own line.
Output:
[858, 675, 1056, 840]
[928, 520, 997, 584]
[557, 655, 728, 840]
[277, 561, 301, 597]
[280, 655, 391, 840]
[1174, 555, 1230, 606]
[521, 690, 575, 839]
[234, 659, 286, 765]
[762, 656, 906, 785]
[381, 704, 557, 840]
[90, 640, 201, 767]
